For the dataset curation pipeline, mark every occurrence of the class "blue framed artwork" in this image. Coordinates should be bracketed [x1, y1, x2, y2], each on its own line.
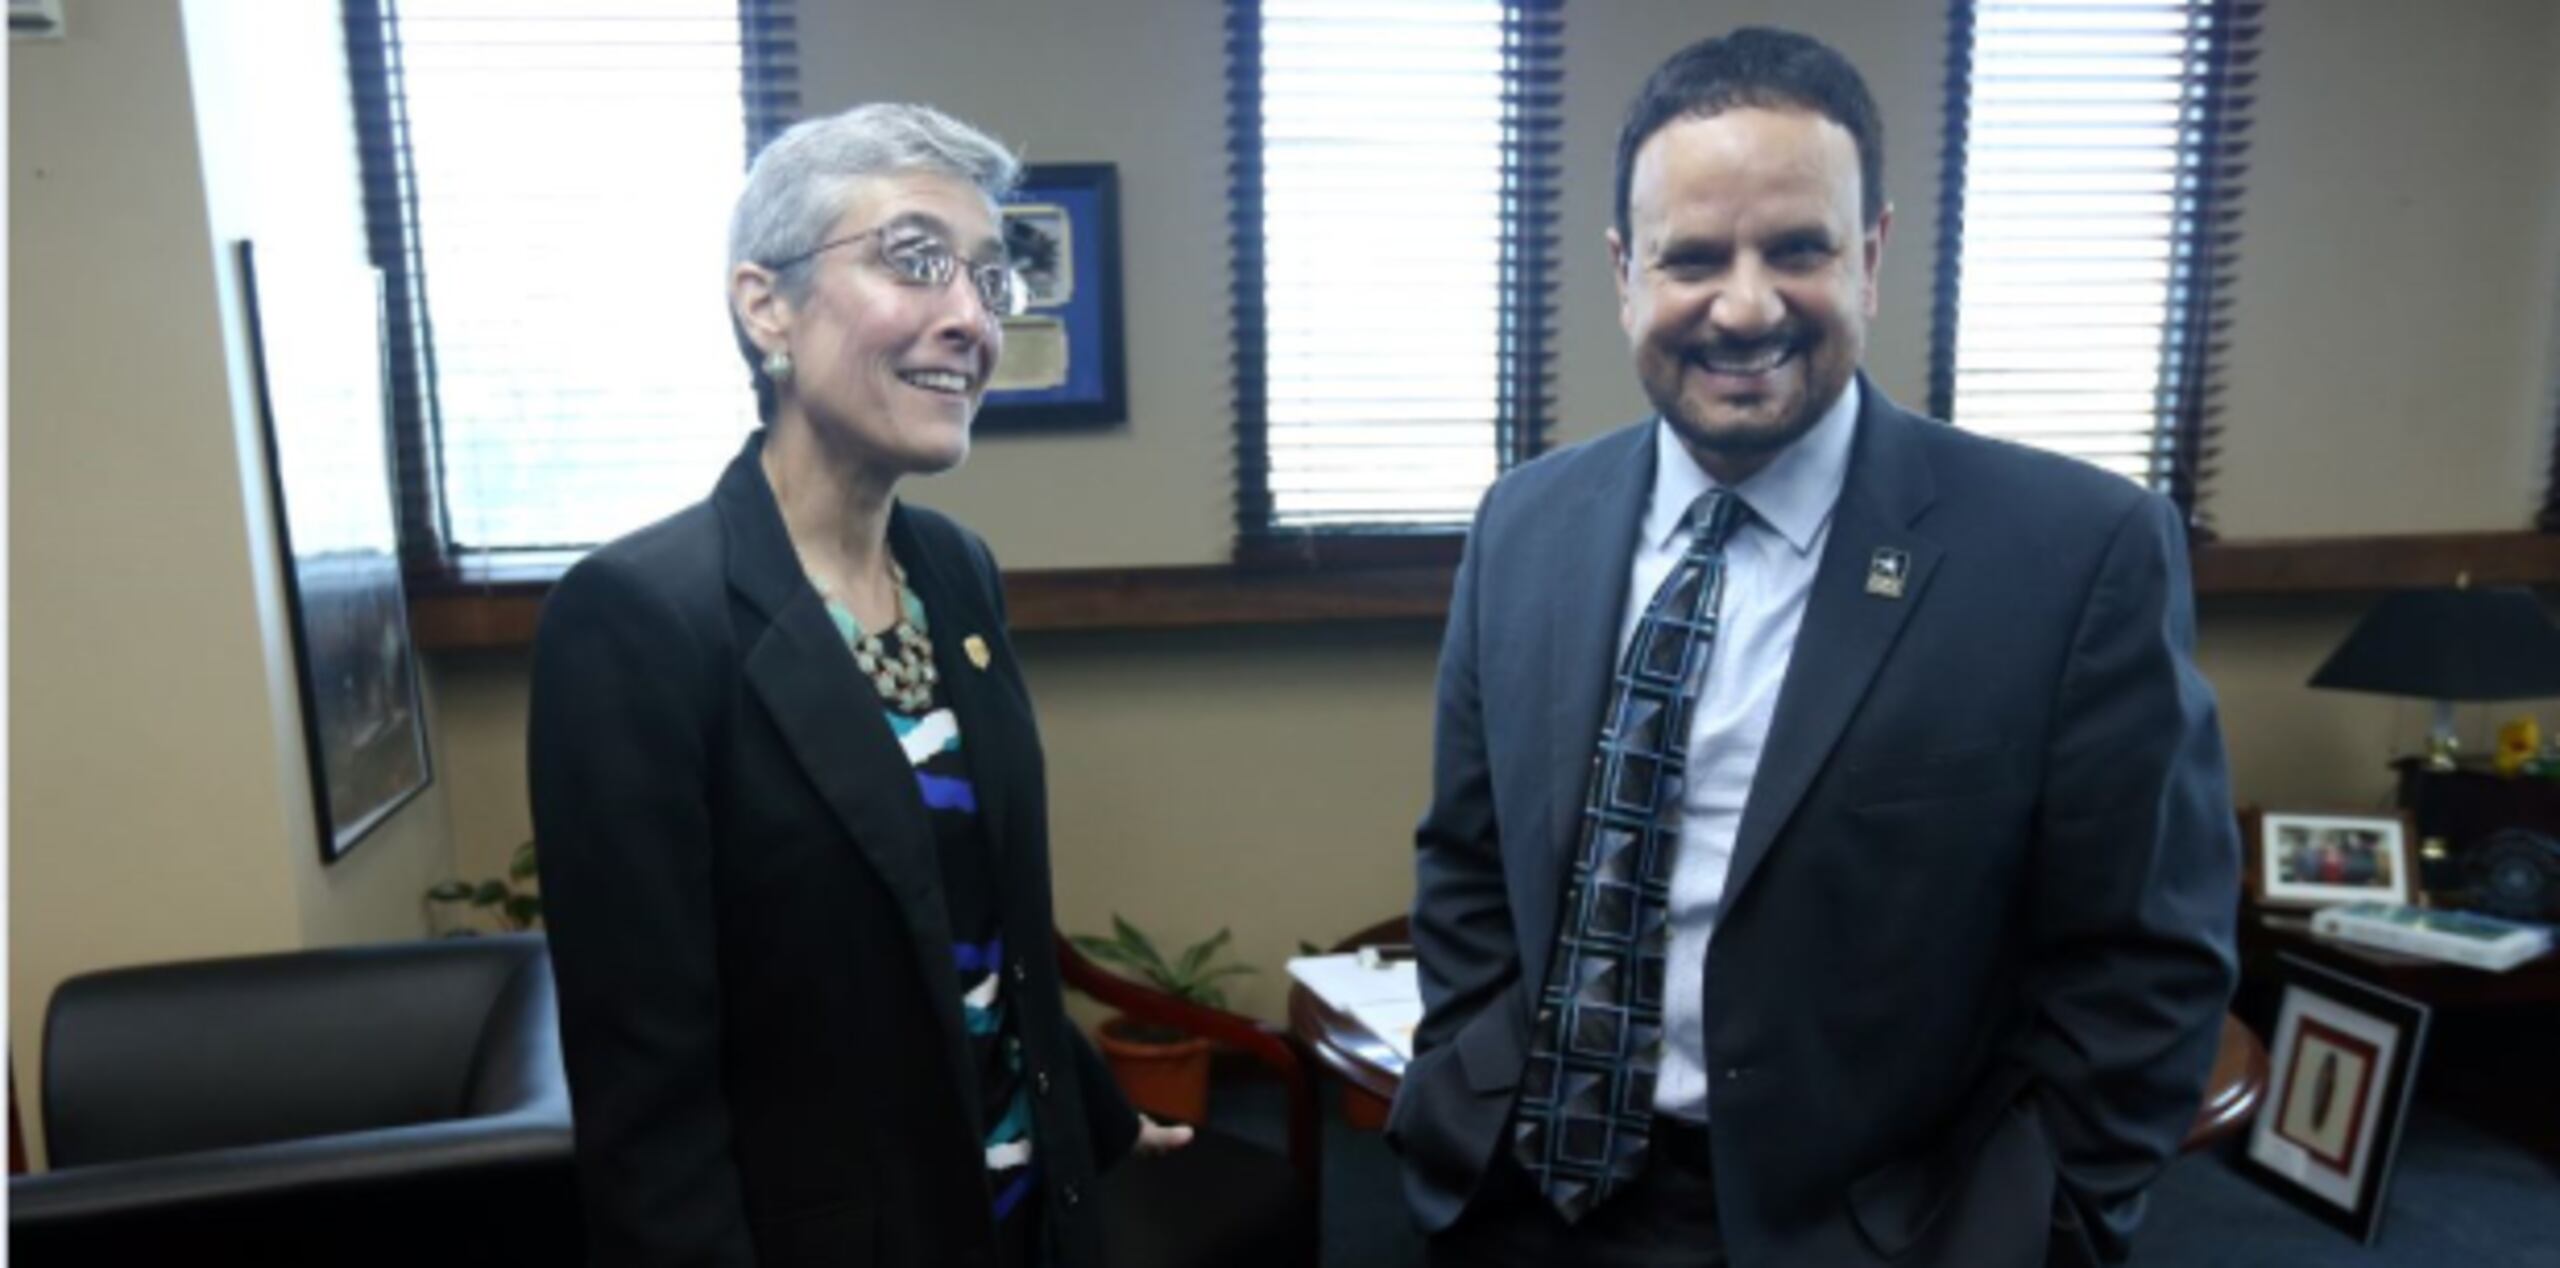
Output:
[979, 163, 1127, 431]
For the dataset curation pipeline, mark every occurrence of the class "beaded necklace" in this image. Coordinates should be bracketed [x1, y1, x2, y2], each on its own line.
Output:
[819, 562, 938, 713]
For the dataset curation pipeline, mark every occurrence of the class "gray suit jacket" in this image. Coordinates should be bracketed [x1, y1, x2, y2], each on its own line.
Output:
[1389, 384, 2239, 1267]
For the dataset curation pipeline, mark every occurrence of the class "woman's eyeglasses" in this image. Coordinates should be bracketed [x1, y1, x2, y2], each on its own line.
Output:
[764, 225, 1024, 318]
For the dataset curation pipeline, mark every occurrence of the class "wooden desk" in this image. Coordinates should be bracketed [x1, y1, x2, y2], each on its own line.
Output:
[1291, 917, 2268, 1154]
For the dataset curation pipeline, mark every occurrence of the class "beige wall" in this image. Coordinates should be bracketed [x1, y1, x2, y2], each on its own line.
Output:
[8, 0, 453, 1165]
[2214, 0, 2560, 536]
[11, 0, 2560, 1131]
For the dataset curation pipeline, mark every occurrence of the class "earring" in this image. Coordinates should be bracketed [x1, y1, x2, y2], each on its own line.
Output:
[761, 347, 794, 384]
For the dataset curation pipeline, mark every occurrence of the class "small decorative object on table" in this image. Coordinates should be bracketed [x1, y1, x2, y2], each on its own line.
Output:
[2244, 810, 2415, 909]
[2241, 955, 2431, 1245]
[2493, 716, 2540, 777]
[2309, 900, 2553, 972]
[1070, 915, 1255, 1122]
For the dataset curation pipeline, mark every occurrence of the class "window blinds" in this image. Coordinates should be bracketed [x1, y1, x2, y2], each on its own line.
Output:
[1932, 0, 2257, 523]
[347, 0, 797, 576]
[1228, 0, 1560, 545]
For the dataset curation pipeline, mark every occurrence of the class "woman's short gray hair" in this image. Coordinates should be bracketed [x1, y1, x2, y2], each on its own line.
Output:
[728, 103, 1020, 415]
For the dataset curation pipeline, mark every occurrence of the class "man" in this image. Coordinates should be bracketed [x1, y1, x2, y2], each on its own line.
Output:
[1388, 27, 2238, 1268]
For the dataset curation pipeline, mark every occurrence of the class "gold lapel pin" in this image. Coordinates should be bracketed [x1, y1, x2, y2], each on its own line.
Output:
[964, 634, 992, 670]
[1865, 548, 1910, 600]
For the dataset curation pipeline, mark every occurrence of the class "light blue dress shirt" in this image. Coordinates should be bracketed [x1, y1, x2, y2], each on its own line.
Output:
[1619, 379, 1860, 1123]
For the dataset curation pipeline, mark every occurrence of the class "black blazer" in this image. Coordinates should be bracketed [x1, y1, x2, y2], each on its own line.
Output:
[1392, 384, 2239, 1267]
[529, 433, 1136, 1268]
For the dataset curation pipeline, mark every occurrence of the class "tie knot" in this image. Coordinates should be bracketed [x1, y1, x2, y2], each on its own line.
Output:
[1688, 489, 1747, 551]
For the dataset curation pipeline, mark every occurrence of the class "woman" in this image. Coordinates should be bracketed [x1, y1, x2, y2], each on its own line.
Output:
[529, 103, 1184, 1268]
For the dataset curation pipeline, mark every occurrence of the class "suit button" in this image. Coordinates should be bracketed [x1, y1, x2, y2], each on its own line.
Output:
[1720, 1065, 1753, 1082]
[1011, 960, 1028, 984]
[1035, 1070, 1053, 1097]
[1061, 1182, 1082, 1209]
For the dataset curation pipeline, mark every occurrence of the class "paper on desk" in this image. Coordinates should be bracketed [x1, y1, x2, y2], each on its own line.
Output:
[1289, 953, 1423, 1061]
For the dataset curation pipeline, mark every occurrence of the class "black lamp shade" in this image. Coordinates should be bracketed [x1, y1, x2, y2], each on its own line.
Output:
[2308, 587, 2560, 700]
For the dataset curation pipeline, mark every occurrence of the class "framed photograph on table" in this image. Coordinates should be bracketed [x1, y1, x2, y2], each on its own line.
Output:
[2241, 954, 2430, 1244]
[977, 162, 1126, 432]
[238, 242, 435, 863]
[2246, 810, 2416, 909]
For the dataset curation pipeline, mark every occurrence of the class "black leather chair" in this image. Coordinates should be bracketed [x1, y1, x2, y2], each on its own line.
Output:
[1057, 933, 1321, 1268]
[10, 934, 579, 1267]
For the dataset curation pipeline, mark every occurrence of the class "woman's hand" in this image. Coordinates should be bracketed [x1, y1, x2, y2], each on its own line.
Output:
[1131, 1113, 1195, 1157]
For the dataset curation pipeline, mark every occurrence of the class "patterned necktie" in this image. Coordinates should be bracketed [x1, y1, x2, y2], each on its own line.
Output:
[1513, 487, 1747, 1223]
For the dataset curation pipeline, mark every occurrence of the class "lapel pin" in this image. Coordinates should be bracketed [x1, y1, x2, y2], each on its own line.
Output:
[964, 634, 992, 670]
[1865, 548, 1910, 600]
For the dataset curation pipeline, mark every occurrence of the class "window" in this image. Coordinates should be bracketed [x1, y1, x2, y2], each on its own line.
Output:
[1930, 0, 2257, 524]
[1225, 0, 1560, 556]
[345, 0, 797, 580]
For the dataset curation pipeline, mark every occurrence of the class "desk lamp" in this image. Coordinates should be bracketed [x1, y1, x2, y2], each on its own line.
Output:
[2307, 576, 2560, 770]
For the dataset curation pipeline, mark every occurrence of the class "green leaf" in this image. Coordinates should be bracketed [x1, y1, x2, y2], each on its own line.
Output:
[508, 842, 540, 881]
[503, 895, 543, 930]
[471, 880, 510, 906]
[1073, 939, 1149, 974]
[1176, 928, 1233, 983]
[1296, 940, 1324, 957]
[1110, 914, 1167, 974]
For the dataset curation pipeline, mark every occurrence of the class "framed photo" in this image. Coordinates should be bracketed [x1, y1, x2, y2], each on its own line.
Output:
[2246, 810, 2415, 909]
[978, 162, 1127, 432]
[238, 242, 435, 863]
[2241, 954, 2430, 1244]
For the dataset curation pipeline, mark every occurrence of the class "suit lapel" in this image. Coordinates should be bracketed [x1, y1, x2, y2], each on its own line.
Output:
[715, 437, 981, 1133]
[1539, 427, 1656, 886]
[1722, 387, 1942, 911]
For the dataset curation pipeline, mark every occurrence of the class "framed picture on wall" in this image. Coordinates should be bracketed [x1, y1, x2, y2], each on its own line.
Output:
[2245, 810, 2417, 909]
[977, 162, 1127, 432]
[238, 241, 434, 863]
[2241, 954, 2430, 1244]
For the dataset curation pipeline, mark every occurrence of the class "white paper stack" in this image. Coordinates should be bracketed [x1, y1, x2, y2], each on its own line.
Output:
[2310, 901, 2555, 972]
[1288, 953, 1423, 1061]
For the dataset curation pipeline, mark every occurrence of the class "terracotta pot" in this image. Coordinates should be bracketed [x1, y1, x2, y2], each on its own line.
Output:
[1095, 1016, 1213, 1123]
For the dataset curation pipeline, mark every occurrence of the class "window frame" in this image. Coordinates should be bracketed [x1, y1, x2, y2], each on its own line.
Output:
[1222, 0, 1562, 569]
[1927, 0, 2260, 535]
[342, 0, 800, 589]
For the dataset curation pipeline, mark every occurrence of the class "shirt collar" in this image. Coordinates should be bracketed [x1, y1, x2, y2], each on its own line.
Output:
[1645, 376, 1860, 556]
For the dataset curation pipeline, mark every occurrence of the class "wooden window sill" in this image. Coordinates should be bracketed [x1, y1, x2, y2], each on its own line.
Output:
[409, 530, 2560, 652]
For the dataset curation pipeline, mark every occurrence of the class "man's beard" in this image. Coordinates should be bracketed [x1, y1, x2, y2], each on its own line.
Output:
[1651, 329, 1833, 456]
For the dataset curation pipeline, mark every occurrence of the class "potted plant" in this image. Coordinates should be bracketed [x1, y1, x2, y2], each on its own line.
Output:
[424, 841, 543, 935]
[1069, 915, 1255, 1123]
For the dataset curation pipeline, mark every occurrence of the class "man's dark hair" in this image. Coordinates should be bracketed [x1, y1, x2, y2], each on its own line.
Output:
[1613, 27, 1885, 243]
